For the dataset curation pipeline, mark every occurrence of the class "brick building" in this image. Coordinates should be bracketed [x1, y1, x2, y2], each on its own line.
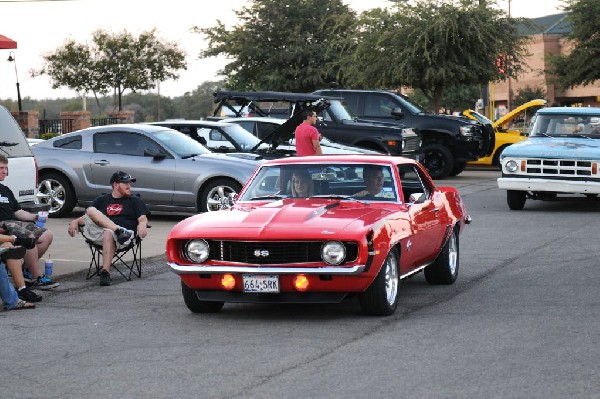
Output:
[493, 13, 600, 115]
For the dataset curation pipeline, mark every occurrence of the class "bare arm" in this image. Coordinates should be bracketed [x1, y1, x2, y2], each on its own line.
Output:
[311, 139, 323, 155]
[14, 209, 36, 222]
[136, 215, 149, 239]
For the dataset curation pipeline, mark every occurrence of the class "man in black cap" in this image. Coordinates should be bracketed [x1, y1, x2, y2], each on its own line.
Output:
[67, 171, 150, 286]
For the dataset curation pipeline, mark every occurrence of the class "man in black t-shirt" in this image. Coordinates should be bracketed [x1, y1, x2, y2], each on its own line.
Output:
[67, 171, 150, 286]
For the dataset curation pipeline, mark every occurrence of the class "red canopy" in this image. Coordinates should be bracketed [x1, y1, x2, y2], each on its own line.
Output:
[0, 34, 17, 49]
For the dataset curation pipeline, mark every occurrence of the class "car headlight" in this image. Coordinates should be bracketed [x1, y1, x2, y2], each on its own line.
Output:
[459, 125, 476, 137]
[505, 159, 519, 173]
[321, 241, 346, 265]
[184, 239, 210, 263]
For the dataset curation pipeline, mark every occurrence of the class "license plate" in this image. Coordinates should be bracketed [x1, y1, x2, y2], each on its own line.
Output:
[242, 274, 279, 293]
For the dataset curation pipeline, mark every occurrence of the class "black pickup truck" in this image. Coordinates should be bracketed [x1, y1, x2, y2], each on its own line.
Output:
[313, 89, 495, 178]
[212, 90, 423, 161]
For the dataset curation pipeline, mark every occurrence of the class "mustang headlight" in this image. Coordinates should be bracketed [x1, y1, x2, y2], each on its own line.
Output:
[321, 241, 346, 265]
[184, 239, 210, 263]
[505, 159, 519, 173]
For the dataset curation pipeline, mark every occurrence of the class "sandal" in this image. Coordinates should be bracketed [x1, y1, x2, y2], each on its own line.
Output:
[8, 299, 36, 310]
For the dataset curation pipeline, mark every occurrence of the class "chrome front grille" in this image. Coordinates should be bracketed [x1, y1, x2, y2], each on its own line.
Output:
[208, 240, 359, 265]
[404, 136, 421, 153]
[524, 159, 594, 177]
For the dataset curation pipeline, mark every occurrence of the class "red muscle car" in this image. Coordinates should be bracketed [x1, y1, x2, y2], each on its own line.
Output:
[167, 155, 471, 316]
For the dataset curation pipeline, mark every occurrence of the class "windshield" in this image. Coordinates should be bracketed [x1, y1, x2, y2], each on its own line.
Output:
[0, 106, 33, 158]
[221, 124, 269, 151]
[151, 129, 211, 157]
[529, 114, 600, 137]
[239, 163, 398, 202]
[324, 100, 354, 121]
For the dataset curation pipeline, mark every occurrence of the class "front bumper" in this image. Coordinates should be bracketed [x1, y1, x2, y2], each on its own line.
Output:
[169, 263, 366, 275]
[497, 177, 600, 194]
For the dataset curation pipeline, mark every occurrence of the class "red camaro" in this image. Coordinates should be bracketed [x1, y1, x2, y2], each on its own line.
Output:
[167, 155, 471, 316]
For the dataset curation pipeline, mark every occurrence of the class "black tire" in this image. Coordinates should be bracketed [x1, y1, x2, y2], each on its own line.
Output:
[449, 162, 466, 177]
[198, 178, 243, 213]
[492, 145, 509, 168]
[422, 144, 454, 179]
[425, 229, 459, 285]
[37, 172, 76, 217]
[507, 190, 526, 210]
[181, 281, 224, 313]
[359, 248, 400, 316]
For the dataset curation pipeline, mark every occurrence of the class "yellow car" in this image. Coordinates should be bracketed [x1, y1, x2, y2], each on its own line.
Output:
[466, 99, 547, 166]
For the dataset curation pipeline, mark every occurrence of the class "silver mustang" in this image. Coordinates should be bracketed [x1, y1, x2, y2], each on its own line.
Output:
[32, 124, 262, 217]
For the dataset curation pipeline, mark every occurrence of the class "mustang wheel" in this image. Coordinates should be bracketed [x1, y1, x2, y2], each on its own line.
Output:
[422, 144, 454, 180]
[507, 190, 526, 210]
[37, 172, 76, 218]
[425, 229, 459, 285]
[199, 178, 242, 213]
[181, 281, 224, 313]
[359, 248, 399, 316]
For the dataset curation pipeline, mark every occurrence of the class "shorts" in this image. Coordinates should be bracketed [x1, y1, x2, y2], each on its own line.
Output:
[2, 220, 46, 240]
[81, 215, 131, 250]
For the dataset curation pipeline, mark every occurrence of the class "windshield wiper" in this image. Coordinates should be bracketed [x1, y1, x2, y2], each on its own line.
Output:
[249, 194, 287, 201]
[0, 141, 18, 147]
[181, 153, 202, 159]
[571, 134, 592, 139]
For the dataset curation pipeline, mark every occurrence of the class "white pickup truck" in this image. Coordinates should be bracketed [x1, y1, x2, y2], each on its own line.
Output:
[0, 105, 44, 212]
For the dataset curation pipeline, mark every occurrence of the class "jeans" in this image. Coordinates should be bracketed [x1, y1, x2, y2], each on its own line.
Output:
[0, 261, 18, 309]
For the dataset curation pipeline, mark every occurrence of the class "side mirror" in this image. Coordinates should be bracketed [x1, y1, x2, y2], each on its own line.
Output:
[143, 148, 166, 159]
[391, 107, 404, 118]
[198, 137, 207, 146]
[409, 192, 426, 204]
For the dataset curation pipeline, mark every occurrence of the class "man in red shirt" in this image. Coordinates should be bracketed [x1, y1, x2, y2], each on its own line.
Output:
[294, 109, 323, 156]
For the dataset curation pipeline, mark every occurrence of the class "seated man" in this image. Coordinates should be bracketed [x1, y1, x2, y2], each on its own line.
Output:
[353, 165, 396, 200]
[67, 171, 150, 286]
[0, 154, 57, 289]
[1, 261, 36, 311]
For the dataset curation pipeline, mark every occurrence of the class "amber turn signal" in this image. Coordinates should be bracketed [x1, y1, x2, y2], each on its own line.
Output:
[293, 274, 309, 291]
[221, 274, 236, 290]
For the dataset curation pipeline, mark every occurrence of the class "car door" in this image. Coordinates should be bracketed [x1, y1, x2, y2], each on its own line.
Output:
[399, 164, 447, 269]
[89, 131, 176, 207]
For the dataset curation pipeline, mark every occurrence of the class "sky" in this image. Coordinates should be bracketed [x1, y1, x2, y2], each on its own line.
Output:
[0, 0, 565, 101]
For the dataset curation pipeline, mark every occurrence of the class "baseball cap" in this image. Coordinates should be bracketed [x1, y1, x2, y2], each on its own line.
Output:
[110, 171, 136, 184]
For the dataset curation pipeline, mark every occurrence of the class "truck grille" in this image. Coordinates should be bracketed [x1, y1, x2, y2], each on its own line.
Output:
[208, 240, 359, 265]
[403, 136, 421, 153]
[523, 159, 594, 177]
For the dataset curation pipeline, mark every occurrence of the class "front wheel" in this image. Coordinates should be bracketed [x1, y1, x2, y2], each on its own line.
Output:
[181, 281, 224, 313]
[449, 162, 466, 177]
[422, 144, 454, 179]
[198, 178, 243, 213]
[507, 190, 526, 210]
[425, 229, 459, 285]
[359, 248, 400, 316]
[37, 172, 76, 217]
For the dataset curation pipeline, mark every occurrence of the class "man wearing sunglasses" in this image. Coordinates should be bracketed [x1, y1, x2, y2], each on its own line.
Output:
[67, 171, 150, 286]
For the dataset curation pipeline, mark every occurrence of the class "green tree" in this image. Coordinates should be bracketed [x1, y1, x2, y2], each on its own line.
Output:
[512, 85, 546, 106]
[548, 0, 600, 89]
[344, 0, 530, 112]
[35, 29, 187, 111]
[195, 0, 356, 92]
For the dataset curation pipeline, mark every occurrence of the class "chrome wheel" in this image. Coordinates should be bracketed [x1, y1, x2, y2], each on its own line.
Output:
[384, 252, 399, 305]
[200, 178, 242, 213]
[36, 173, 76, 217]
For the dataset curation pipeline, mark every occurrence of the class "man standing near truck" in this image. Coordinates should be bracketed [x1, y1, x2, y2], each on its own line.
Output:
[294, 109, 322, 156]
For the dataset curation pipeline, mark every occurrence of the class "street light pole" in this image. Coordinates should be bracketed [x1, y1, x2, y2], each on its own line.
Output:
[7, 51, 22, 112]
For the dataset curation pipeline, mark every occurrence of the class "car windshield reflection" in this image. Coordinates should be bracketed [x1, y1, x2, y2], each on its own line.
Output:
[151, 129, 211, 157]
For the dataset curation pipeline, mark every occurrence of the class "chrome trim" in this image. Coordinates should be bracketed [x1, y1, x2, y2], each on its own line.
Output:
[168, 263, 366, 275]
[399, 261, 433, 280]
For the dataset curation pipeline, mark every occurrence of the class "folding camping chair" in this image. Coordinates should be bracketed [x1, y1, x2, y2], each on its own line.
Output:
[80, 226, 144, 282]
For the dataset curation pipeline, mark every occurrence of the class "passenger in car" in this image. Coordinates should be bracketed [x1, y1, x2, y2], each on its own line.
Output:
[290, 170, 314, 198]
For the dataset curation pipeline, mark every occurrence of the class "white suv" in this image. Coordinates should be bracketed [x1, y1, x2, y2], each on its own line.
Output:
[0, 105, 41, 211]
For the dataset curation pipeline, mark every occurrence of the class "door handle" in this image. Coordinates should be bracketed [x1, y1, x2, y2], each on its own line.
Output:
[94, 160, 109, 166]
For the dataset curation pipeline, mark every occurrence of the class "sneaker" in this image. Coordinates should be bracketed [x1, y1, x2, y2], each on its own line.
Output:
[22, 269, 34, 284]
[0, 245, 26, 261]
[31, 275, 60, 290]
[99, 270, 111, 286]
[115, 228, 133, 245]
[17, 287, 42, 303]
